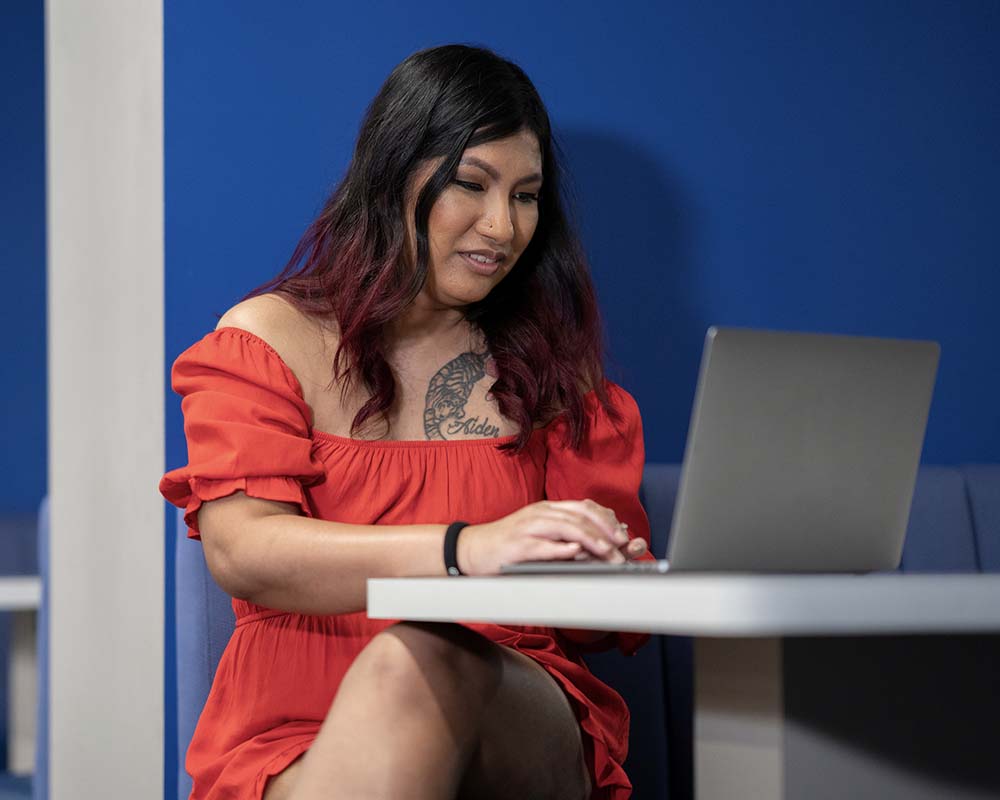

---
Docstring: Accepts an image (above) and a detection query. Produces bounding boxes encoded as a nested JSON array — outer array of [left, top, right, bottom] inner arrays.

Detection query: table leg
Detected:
[[695, 637, 784, 800]]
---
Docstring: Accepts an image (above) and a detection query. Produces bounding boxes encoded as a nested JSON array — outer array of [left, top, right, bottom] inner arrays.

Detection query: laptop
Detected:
[[502, 326, 940, 575]]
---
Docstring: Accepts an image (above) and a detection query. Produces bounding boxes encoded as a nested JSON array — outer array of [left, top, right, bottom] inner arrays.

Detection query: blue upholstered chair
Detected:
[[174, 511, 234, 800], [170, 463, 1000, 799], [902, 465, 1000, 572], [960, 465, 1000, 570]]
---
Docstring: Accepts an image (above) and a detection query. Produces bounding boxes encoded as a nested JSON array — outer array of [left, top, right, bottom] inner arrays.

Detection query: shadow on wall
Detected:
[[558, 128, 706, 462]]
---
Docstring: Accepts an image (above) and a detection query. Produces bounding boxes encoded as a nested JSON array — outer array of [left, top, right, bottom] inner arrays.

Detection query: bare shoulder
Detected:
[[216, 293, 339, 383], [216, 292, 302, 339]]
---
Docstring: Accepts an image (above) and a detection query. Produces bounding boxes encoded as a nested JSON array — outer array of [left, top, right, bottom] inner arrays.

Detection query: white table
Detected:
[[0, 576, 41, 777], [369, 574, 1000, 800]]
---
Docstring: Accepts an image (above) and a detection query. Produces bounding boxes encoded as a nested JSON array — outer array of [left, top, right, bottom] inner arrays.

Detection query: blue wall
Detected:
[[165, 0, 999, 793], [165, 0, 1000, 475], [1, 0, 47, 514]]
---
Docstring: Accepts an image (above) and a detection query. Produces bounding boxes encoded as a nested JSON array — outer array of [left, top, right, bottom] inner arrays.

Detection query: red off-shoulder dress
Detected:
[[160, 327, 652, 800]]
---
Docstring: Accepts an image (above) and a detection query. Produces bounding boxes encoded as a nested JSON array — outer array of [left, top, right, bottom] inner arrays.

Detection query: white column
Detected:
[[45, 2, 164, 797]]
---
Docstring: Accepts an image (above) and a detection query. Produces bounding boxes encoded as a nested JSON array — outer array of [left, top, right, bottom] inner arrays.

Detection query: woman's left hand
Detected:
[[574, 529, 648, 562], [623, 536, 648, 559]]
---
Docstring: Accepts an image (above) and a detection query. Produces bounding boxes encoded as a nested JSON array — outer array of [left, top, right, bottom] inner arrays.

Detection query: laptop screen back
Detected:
[[667, 327, 939, 572]]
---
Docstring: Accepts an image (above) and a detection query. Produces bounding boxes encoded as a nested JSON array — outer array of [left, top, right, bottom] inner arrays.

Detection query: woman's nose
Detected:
[[477, 196, 514, 243]]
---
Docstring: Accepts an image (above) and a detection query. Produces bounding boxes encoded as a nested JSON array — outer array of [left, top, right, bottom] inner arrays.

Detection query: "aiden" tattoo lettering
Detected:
[[444, 416, 501, 438]]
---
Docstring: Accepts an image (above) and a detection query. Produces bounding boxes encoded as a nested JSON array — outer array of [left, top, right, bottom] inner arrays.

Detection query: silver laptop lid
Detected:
[[667, 327, 939, 572]]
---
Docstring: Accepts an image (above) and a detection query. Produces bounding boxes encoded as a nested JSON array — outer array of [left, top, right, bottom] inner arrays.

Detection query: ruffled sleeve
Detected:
[[544, 382, 653, 656], [159, 327, 326, 539]]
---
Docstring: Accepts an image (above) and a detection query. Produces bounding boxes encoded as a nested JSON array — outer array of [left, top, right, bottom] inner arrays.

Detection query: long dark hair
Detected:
[[244, 44, 616, 450]]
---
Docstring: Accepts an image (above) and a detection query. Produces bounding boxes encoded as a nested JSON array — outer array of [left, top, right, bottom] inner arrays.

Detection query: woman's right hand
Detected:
[[456, 499, 630, 576]]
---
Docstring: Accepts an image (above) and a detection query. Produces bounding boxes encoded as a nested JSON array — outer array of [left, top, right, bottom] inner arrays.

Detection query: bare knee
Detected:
[[353, 622, 503, 711], [274, 626, 506, 800]]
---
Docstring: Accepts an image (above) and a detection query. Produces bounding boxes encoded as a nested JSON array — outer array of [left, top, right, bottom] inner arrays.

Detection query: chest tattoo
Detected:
[[423, 352, 499, 440]]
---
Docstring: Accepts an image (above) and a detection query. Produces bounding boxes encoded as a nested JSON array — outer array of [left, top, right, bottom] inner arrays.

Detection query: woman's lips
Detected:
[[460, 252, 502, 276]]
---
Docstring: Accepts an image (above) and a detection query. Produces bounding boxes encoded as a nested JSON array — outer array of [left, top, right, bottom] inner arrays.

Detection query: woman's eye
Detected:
[[453, 180, 538, 205]]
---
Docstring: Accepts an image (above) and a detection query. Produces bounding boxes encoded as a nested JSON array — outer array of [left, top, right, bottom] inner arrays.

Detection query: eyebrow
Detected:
[[459, 156, 543, 186]]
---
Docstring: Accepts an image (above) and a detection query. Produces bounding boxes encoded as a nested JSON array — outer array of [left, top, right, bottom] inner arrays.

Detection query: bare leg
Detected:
[[277, 622, 499, 800], [263, 622, 591, 800], [456, 646, 591, 800]]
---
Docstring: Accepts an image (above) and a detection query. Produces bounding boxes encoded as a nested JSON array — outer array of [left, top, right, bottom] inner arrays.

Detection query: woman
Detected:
[[161, 44, 653, 800]]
